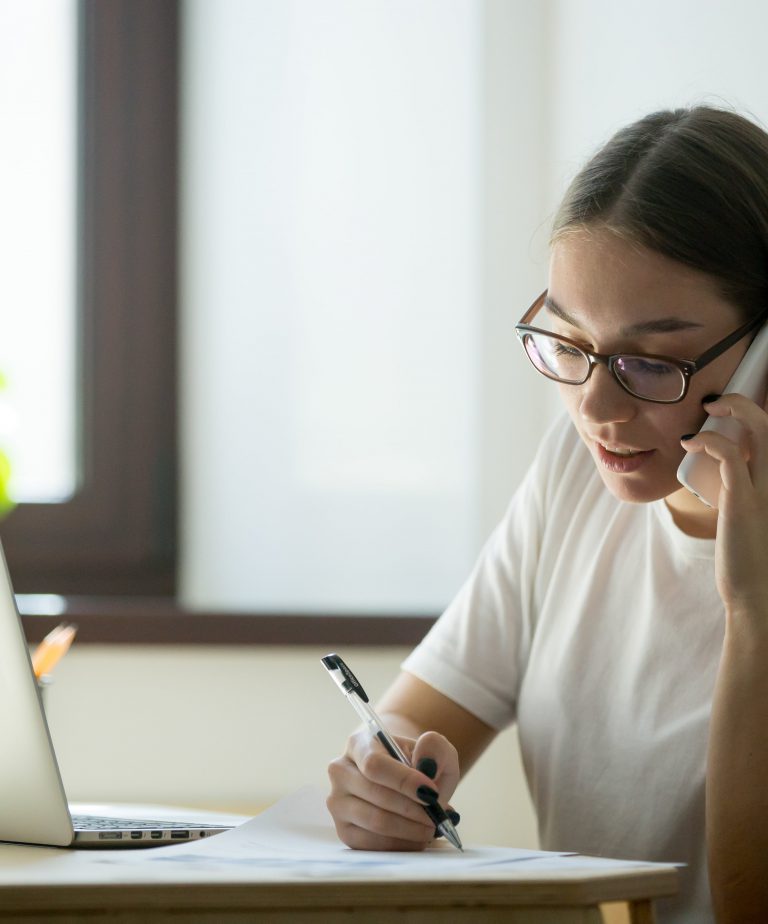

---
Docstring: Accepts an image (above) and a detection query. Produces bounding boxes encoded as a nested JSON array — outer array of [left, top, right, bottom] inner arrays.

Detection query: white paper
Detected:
[[130, 786, 572, 878]]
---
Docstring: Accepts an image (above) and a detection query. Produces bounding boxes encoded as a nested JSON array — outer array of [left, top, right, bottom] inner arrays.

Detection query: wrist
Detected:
[[723, 607, 768, 655]]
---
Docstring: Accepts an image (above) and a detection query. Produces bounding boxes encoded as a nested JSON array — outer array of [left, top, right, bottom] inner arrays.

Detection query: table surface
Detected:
[[0, 803, 679, 923], [0, 843, 678, 912]]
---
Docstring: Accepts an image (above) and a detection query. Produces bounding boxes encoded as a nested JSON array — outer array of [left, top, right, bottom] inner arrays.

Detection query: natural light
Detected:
[[0, 0, 77, 503]]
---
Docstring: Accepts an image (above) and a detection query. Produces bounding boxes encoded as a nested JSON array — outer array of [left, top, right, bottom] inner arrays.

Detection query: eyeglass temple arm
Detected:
[[691, 310, 768, 373], [518, 290, 548, 325]]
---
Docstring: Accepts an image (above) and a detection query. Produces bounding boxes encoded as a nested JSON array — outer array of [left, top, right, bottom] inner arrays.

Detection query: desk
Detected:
[[0, 846, 677, 923]]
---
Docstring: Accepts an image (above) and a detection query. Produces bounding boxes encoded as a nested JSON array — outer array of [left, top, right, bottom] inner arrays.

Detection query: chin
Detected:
[[598, 474, 671, 504], [591, 455, 679, 505]]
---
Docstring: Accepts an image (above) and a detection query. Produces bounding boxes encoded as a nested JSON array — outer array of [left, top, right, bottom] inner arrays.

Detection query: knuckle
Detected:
[[327, 755, 352, 785], [359, 750, 384, 781]]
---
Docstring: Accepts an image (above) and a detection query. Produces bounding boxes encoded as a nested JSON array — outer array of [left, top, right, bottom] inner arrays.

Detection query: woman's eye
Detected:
[[630, 359, 675, 376], [553, 342, 582, 357]]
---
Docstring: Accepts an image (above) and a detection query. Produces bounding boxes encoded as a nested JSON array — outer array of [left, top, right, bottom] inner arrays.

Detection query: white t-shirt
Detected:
[[402, 413, 723, 924]]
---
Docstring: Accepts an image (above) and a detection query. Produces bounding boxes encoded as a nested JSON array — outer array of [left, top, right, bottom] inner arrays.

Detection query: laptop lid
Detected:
[[0, 540, 237, 848], [0, 538, 75, 847]]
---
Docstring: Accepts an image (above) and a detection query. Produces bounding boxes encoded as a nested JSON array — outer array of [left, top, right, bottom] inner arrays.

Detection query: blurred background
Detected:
[[1, 0, 767, 846]]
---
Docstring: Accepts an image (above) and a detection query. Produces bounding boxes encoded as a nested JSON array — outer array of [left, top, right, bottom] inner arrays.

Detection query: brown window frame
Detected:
[[8, 0, 436, 649], [2, 0, 178, 597]]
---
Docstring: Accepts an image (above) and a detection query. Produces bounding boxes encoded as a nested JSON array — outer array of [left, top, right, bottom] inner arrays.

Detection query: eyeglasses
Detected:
[[515, 290, 768, 404]]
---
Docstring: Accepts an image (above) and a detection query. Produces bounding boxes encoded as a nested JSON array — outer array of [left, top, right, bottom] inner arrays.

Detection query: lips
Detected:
[[594, 441, 655, 473], [599, 443, 644, 456]]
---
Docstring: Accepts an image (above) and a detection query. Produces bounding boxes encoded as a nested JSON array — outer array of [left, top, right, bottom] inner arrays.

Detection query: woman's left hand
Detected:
[[681, 393, 768, 618]]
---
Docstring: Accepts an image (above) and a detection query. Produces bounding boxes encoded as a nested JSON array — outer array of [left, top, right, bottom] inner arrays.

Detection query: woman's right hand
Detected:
[[326, 727, 460, 851]]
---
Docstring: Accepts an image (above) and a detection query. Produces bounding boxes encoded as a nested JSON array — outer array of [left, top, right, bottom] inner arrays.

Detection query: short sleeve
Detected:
[[401, 414, 572, 730]]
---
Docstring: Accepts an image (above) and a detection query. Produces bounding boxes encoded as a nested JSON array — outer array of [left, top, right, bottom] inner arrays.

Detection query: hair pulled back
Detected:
[[552, 106, 768, 321]]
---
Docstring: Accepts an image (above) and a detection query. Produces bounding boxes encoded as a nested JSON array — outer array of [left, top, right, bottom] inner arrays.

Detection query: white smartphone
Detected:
[[677, 321, 768, 508]]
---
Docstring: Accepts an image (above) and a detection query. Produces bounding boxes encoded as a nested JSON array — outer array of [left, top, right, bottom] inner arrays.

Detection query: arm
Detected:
[[327, 671, 496, 851], [707, 615, 768, 924], [681, 393, 768, 922], [376, 671, 498, 776]]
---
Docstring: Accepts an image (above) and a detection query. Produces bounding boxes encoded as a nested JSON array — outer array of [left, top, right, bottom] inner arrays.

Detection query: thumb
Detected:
[[411, 730, 460, 803], [416, 756, 437, 780]]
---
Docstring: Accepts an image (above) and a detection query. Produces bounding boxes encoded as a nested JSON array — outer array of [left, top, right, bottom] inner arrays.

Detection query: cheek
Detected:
[[557, 383, 705, 455], [668, 394, 710, 441], [557, 383, 580, 418]]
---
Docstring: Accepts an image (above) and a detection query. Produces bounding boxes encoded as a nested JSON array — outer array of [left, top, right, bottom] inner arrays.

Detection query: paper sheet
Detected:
[[132, 785, 573, 877]]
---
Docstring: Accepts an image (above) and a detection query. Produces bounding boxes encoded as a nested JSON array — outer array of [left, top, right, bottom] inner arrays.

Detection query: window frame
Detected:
[[2, 0, 178, 596]]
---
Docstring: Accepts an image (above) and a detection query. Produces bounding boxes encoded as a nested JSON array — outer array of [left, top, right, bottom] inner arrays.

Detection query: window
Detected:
[[0, 0, 77, 505], [14, 1, 548, 649], [1, 0, 178, 596]]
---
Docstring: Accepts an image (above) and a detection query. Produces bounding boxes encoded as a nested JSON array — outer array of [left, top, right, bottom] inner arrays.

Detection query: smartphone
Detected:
[[677, 321, 768, 508]]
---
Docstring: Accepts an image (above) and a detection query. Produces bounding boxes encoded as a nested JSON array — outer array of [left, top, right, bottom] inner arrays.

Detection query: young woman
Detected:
[[326, 105, 768, 924]]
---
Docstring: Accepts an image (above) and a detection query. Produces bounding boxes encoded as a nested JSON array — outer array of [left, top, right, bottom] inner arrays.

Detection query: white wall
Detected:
[[545, 0, 768, 213], [44, 645, 539, 848], [44, 0, 768, 850]]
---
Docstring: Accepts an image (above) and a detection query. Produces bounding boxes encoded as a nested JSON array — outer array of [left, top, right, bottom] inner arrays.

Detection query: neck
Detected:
[[664, 486, 718, 539]]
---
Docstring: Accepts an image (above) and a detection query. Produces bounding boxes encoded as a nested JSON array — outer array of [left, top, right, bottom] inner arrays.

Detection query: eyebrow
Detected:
[[544, 295, 705, 335]]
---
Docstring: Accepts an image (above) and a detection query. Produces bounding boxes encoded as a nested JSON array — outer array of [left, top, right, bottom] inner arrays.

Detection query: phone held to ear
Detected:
[[677, 321, 768, 508]]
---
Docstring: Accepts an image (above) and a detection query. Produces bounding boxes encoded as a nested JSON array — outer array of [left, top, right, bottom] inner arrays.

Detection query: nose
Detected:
[[578, 362, 637, 426]]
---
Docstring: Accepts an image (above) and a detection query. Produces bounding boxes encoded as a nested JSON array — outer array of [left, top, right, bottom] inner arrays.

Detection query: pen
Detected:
[[321, 652, 463, 851], [31, 623, 77, 679]]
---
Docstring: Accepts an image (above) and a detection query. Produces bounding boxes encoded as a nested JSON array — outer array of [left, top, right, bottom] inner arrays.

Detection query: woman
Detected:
[[327, 105, 768, 924]]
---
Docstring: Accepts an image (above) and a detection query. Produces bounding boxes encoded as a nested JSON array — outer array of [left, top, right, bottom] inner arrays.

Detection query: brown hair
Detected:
[[551, 106, 768, 321]]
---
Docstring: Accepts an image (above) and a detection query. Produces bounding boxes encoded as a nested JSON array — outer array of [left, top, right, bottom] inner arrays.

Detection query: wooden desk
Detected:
[[0, 848, 677, 923]]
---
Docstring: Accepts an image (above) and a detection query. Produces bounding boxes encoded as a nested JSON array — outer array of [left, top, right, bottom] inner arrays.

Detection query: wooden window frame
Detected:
[[3, 0, 178, 597], [8, 0, 436, 648]]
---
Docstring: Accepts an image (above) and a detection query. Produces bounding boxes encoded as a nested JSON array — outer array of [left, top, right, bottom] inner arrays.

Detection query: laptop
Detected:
[[0, 540, 236, 848]]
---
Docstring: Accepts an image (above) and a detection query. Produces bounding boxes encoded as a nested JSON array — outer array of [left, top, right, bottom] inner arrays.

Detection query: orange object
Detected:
[[31, 623, 77, 679]]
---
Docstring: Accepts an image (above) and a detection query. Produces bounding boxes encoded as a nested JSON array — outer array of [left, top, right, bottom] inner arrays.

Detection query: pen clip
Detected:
[[321, 653, 370, 703]]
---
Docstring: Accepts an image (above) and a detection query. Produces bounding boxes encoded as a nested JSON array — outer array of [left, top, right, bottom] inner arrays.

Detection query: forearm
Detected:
[[375, 710, 428, 740], [707, 612, 768, 923], [377, 672, 496, 775]]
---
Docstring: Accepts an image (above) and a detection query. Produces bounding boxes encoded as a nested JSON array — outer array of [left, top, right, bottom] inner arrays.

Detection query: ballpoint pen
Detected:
[[321, 652, 463, 851], [31, 623, 78, 679]]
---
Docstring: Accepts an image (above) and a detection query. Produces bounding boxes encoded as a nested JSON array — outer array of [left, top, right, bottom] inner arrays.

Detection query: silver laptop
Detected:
[[0, 540, 235, 848]]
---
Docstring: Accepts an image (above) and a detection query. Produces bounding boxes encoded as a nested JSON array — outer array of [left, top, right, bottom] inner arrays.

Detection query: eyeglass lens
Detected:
[[522, 332, 686, 401]]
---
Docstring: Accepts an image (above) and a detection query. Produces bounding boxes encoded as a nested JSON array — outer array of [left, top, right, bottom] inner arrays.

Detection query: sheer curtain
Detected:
[[180, 0, 555, 613]]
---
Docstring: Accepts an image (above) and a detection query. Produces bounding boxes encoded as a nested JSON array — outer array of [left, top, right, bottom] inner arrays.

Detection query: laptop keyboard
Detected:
[[72, 814, 222, 831]]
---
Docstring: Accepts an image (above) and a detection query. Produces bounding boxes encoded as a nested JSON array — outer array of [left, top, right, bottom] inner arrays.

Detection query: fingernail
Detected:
[[703, 393, 721, 404], [416, 785, 440, 804], [680, 433, 696, 441], [417, 757, 437, 779], [433, 810, 461, 838]]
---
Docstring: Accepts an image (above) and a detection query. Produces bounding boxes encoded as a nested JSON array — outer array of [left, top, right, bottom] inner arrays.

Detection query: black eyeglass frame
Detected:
[[515, 289, 768, 404]]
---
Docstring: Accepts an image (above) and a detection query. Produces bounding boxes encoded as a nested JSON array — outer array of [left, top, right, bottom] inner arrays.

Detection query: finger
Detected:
[[416, 756, 437, 779], [412, 731, 460, 801], [337, 819, 433, 852], [329, 755, 435, 831], [704, 393, 768, 478], [681, 430, 754, 498], [349, 736, 441, 802], [327, 791, 435, 847]]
